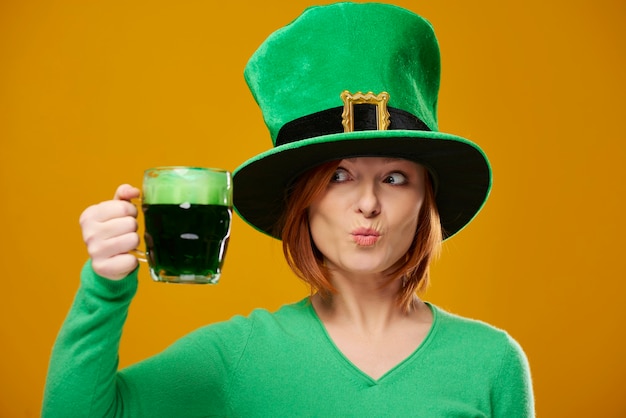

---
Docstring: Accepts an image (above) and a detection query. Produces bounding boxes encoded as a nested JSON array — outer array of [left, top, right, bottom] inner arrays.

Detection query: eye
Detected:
[[331, 168, 351, 183], [383, 172, 408, 185]]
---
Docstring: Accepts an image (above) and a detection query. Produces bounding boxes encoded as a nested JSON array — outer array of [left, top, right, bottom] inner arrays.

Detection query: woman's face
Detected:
[[308, 157, 426, 279]]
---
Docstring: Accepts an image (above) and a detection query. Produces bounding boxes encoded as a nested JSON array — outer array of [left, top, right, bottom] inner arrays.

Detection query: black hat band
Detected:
[[276, 105, 431, 146]]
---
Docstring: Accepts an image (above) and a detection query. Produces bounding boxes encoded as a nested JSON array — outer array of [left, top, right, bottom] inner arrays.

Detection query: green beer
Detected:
[[142, 167, 232, 284]]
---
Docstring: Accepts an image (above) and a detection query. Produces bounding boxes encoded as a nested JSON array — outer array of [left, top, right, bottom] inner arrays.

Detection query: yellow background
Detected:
[[1, 0, 625, 416]]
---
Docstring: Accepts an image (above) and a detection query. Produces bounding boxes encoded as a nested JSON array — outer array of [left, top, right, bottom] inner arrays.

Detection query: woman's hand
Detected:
[[79, 184, 141, 280]]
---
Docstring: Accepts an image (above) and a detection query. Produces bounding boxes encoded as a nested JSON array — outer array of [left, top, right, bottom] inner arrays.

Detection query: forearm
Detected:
[[42, 261, 138, 418]]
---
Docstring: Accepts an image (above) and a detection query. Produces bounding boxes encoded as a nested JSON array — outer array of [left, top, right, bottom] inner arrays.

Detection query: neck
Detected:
[[312, 270, 421, 335]]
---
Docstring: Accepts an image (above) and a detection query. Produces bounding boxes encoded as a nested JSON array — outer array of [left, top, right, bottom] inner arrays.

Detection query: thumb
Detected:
[[114, 184, 141, 202]]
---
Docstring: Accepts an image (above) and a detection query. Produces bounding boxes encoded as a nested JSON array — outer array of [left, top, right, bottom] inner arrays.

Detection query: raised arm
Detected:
[[43, 185, 142, 417]]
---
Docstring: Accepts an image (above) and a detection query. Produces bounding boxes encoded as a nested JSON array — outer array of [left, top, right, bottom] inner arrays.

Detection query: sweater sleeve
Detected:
[[42, 261, 139, 417], [491, 334, 535, 418], [43, 261, 249, 417]]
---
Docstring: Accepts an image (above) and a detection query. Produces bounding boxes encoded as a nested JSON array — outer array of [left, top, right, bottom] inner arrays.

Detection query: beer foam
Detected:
[[143, 167, 232, 206]]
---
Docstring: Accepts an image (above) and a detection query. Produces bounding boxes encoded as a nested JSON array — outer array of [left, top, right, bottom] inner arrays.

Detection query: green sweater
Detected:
[[43, 262, 534, 417]]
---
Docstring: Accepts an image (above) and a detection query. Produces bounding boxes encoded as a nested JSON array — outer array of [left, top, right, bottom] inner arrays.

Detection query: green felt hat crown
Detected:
[[233, 2, 492, 240]]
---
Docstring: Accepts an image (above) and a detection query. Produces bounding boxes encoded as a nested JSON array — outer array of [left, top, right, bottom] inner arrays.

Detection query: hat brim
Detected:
[[233, 129, 492, 240]]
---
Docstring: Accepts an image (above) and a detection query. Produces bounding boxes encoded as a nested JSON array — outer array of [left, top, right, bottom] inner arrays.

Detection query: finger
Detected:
[[114, 184, 141, 202], [86, 231, 141, 262], [80, 200, 138, 226], [82, 215, 138, 244], [91, 253, 139, 281]]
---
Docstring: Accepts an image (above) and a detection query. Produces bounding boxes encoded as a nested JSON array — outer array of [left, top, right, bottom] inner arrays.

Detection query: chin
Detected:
[[332, 261, 393, 277]]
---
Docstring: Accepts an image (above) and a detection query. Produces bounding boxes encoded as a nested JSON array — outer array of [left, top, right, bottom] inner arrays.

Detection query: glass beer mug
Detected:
[[136, 166, 232, 284]]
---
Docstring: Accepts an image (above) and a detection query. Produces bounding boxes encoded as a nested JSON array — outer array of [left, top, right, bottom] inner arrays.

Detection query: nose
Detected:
[[355, 182, 381, 218]]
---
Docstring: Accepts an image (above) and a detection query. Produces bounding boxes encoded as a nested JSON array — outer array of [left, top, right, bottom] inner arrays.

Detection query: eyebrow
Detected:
[[344, 157, 405, 163]]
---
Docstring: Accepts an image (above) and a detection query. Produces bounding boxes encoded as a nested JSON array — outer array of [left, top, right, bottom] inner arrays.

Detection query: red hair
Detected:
[[279, 160, 442, 312]]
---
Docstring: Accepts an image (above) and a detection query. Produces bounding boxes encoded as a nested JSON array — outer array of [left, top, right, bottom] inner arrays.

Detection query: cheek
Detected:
[[308, 195, 349, 260], [396, 215, 419, 250], [394, 199, 423, 244], [308, 204, 334, 251]]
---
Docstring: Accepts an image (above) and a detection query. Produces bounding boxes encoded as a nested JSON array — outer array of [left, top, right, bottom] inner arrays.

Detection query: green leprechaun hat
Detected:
[[233, 2, 492, 240]]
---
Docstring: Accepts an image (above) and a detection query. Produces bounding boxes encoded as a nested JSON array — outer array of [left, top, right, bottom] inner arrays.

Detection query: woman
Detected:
[[43, 3, 534, 417]]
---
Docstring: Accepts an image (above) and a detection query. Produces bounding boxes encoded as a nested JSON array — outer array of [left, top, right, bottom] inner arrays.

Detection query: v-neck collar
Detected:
[[304, 298, 439, 384]]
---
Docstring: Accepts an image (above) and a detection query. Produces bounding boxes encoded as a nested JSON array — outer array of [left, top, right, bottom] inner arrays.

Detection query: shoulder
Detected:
[[232, 297, 312, 328], [427, 303, 531, 379], [430, 303, 521, 350], [428, 305, 535, 415], [186, 298, 312, 344]]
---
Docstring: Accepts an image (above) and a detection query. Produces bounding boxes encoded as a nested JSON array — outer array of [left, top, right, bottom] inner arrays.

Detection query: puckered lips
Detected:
[[351, 227, 381, 246]]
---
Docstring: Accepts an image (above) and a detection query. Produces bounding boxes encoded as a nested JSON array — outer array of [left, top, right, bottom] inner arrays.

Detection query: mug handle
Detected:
[[128, 197, 147, 263], [130, 248, 147, 263]]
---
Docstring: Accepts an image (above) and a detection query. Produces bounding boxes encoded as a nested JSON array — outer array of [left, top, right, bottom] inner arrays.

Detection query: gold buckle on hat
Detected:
[[340, 91, 390, 133]]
